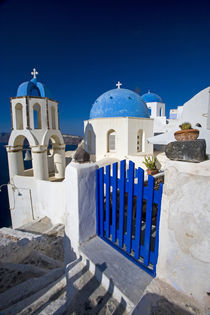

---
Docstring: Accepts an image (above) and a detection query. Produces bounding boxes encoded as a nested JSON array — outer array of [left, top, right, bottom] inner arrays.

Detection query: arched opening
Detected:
[[22, 138, 33, 174], [13, 135, 33, 176], [107, 129, 116, 153], [33, 104, 42, 129], [47, 135, 65, 180], [15, 103, 23, 130], [137, 129, 144, 152], [160, 106, 163, 116], [51, 107, 56, 129], [88, 130, 92, 153], [148, 107, 152, 116]]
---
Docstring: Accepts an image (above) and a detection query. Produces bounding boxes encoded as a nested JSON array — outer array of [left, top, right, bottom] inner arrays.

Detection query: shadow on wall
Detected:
[[84, 123, 96, 156]]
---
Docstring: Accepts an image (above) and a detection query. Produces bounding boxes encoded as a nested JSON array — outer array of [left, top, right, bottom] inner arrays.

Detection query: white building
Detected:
[[6, 69, 66, 181], [6, 69, 66, 228], [148, 87, 210, 155], [141, 90, 167, 133], [84, 82, 154, 165]]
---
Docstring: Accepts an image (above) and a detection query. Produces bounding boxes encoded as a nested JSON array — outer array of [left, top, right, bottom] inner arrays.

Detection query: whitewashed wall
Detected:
[[84, 117, 154, 161], [8, 175, 66, 228], [157, 160, 210, 310]]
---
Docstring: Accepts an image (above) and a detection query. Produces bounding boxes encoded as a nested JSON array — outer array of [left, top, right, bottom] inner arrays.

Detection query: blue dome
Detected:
[[90, 88, 150, 119], [141, 91, 163, 103], [16, 78, 52, 98]]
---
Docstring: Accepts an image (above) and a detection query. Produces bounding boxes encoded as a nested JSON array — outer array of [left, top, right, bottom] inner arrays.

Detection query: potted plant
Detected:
[[174, 122, 199, 141], [143, 156, 158, 175]]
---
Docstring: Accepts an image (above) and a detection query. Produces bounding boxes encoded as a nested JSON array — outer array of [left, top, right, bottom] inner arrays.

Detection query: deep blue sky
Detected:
[[0, 0, 210, 136]]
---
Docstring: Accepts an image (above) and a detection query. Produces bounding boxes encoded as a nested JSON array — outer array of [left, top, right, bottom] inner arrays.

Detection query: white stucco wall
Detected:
[[8, 174, 66, 228], [84, 117, 154, 161], [179, 87, 210, 128], [146, 102, 165, 118], [64, 162, 97, 261], [157, 160, 210, 309]]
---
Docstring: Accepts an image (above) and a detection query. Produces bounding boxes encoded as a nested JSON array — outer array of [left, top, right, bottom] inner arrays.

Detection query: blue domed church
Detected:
[[84, 82, 154, 162]]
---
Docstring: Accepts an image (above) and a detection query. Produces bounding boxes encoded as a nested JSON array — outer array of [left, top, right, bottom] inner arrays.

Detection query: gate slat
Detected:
[[134, 167, 144, 259], [105, 165, 110, 238], [126, 161, 134, 254], [153, 183, 163, 270], [99, 167, 104, 238], [96, 169, 100, 235], [111, 162, 118, 242], [143, 175, 154, 266], [119, 160, 126, 247]]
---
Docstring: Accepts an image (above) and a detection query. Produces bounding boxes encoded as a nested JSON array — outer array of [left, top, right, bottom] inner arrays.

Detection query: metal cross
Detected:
[[31, 68, 38, 79], [116, 81, 122, 89]]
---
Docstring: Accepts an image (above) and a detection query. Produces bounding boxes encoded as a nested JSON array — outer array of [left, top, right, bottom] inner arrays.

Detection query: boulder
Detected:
[[165, 139, 206, 163], [73, 147, 90, 163]]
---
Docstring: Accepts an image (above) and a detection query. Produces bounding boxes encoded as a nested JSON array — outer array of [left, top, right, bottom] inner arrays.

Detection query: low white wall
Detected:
[[8, 175, 65, 228], [157, 160, 210, 310], [64, 162, 97, 262]]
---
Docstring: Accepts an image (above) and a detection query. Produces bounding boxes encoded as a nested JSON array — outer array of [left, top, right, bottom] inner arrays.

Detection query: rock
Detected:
[[165, 139, 206, 163], [74, 146, 90, 163]]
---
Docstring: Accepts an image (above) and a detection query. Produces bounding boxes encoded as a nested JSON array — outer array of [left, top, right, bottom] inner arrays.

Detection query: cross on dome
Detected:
[[116, 81, 122, 89], [31, 68, 38, 79]]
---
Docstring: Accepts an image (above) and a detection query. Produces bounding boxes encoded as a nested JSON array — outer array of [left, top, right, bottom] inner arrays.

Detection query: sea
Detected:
[[0, 144, 77, 228]]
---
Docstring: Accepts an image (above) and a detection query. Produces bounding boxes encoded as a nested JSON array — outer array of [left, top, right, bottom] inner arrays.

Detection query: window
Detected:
[[33, 104, 42, 129], [107, 130, 116, 152], [51, 107, 56, 129], [88, 130, 92, 152], [137, 129, 144, 152], [15, 103, 23, 130]]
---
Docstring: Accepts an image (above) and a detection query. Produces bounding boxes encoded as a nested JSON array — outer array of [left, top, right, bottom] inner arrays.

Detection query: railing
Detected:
[[96, 160, 163, 276]]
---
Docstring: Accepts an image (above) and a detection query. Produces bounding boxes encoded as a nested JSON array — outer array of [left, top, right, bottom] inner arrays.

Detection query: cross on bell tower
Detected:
[[116, 81, 122, 89], [31, 68, 38, 79]]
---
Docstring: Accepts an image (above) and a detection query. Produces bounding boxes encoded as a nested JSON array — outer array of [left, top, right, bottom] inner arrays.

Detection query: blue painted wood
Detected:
[[105, 165, 111, 238], [96, 169, 100, 235], [143, 175, 154, 266], [126, 161, 134, 254], [111, 162, 118, 242], [99, 167, 104, 238], [119, 160, 126, 247], [153, 182, 163, 274], [96, 160, 163, 276], [134, 167, 144, 259]]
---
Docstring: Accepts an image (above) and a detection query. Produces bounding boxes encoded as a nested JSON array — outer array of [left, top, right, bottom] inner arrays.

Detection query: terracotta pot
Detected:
[[174, 129, 199, 141], [146, 169, 158, 176]]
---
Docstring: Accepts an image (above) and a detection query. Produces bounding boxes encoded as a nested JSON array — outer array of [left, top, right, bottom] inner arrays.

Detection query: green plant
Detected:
[[143, 156, 157, 170], [179, 122, 192, 130]]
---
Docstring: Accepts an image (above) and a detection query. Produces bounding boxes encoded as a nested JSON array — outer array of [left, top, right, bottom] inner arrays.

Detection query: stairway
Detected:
[[0, 218, 127, 314]]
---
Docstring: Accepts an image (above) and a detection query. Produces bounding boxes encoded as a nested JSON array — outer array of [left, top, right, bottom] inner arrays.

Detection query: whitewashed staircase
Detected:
[[0, 218, 128, 315]]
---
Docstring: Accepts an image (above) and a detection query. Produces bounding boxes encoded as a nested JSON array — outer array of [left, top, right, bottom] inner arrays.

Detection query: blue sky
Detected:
[[0, 0, 210, 135]]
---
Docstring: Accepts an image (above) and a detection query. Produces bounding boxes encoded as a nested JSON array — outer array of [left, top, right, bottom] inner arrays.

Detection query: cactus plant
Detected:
[[179, 122, 192, 130], [143, 156, 157, 170]]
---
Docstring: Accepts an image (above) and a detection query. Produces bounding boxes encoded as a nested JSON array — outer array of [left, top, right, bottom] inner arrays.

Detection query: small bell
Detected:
[[24, 149, 32, 161]]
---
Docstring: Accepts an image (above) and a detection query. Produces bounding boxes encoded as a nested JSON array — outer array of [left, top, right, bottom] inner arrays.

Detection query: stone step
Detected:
[[0, 262, 47, 294], [20, 250, 64, 270], [0, 226, 64, 264], [79, 236, 153, 313], [65, 258, 128, 314], [35, 294, 67, 315], [18, 216, 53, 234], [0, 267, 64, 312]]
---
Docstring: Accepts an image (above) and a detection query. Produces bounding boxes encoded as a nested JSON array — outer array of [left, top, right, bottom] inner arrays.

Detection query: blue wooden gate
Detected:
[[96, 160, 163, 276]]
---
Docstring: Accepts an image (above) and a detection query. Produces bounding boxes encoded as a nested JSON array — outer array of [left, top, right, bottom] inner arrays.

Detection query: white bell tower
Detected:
[[6, 69, 66, 181]]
